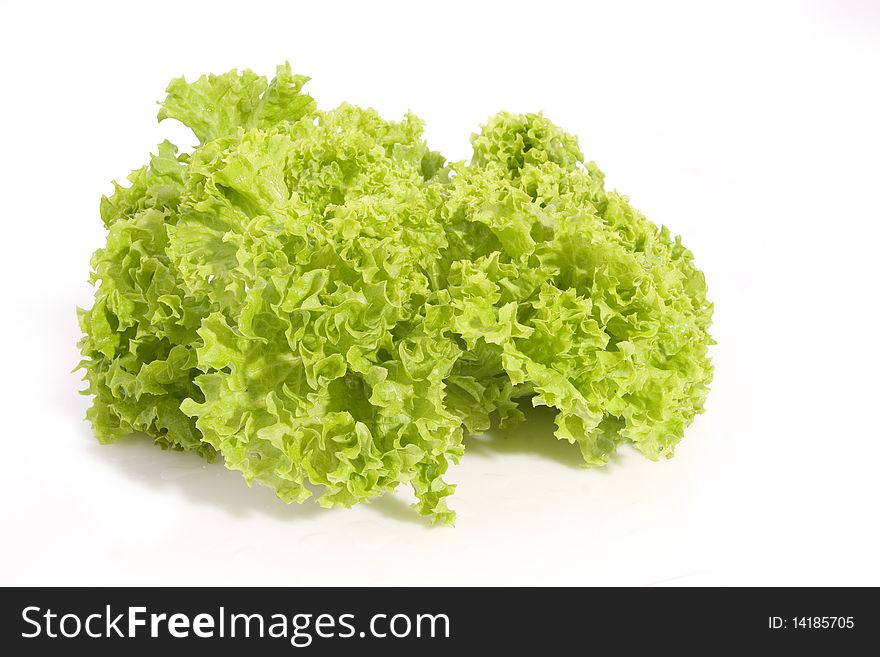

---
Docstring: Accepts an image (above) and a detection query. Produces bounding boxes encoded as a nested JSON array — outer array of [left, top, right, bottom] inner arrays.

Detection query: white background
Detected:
[[1, 0, 878, 586]]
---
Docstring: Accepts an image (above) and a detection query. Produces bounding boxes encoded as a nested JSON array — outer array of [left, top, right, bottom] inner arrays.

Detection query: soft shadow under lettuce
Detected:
[[84, 402, 602, 525], [464, 403, 587, 469]]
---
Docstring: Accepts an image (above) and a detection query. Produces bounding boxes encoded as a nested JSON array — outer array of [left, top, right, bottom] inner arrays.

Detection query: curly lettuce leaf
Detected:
[[157, 63, 316, 144]]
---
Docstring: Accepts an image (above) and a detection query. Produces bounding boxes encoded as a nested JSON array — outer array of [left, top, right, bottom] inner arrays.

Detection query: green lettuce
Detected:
[[442, 112, 714, 465], [78, 65, 713, 524]]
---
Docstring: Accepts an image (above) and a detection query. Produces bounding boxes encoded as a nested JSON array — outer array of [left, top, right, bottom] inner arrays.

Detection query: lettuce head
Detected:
[[78, 64, 713, 524]]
